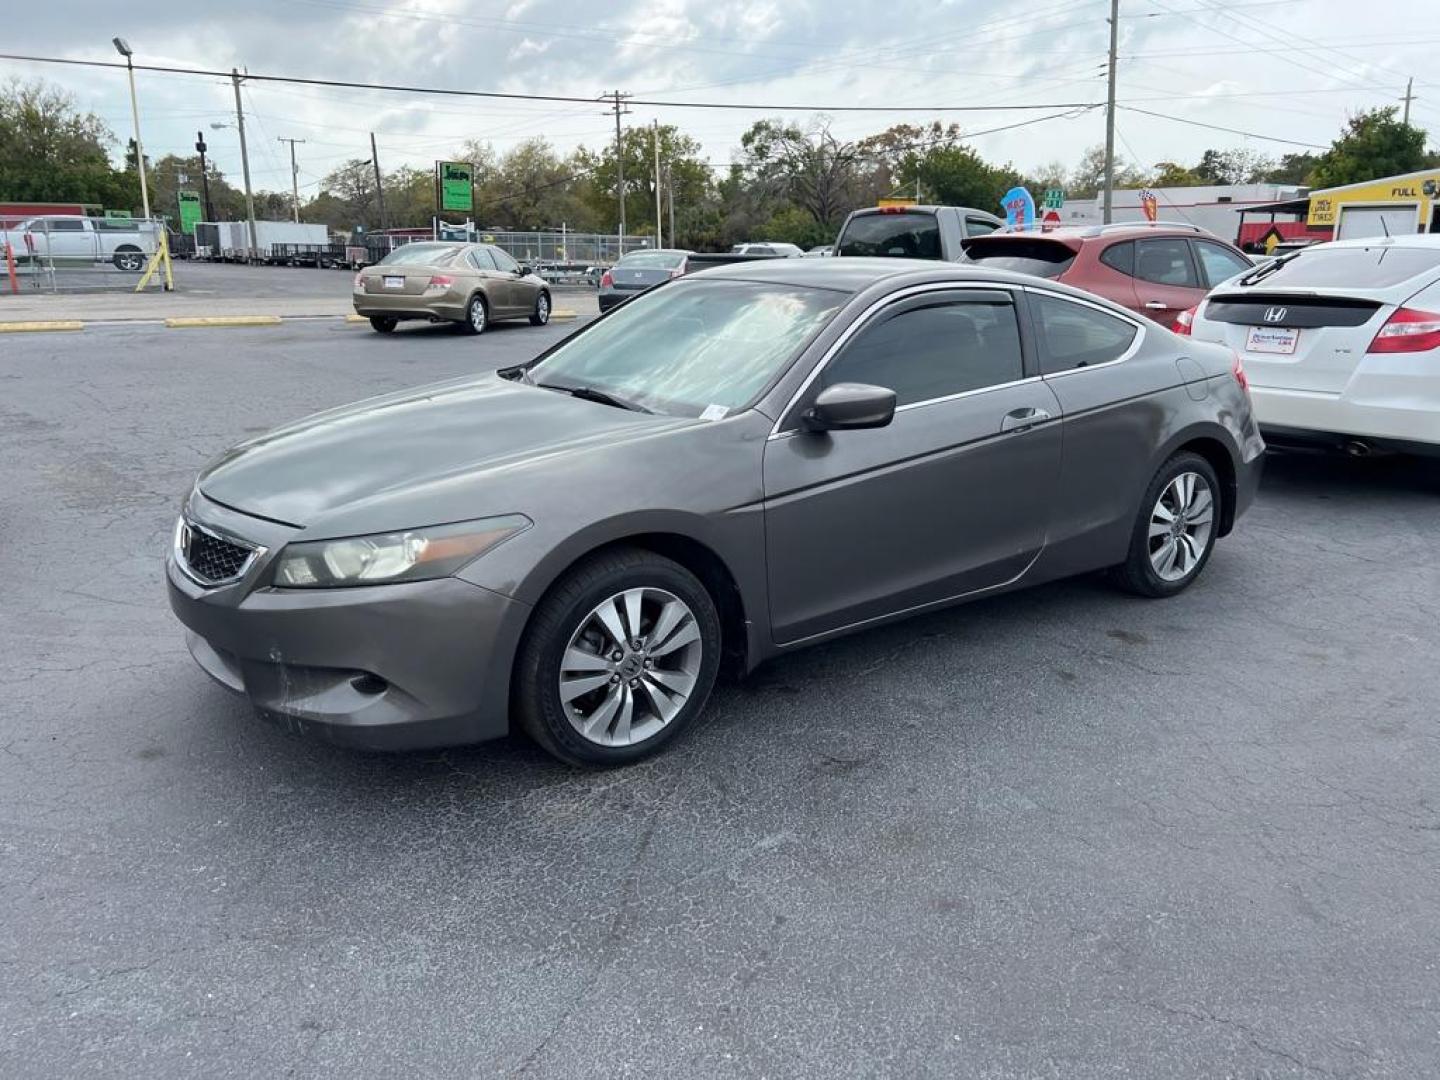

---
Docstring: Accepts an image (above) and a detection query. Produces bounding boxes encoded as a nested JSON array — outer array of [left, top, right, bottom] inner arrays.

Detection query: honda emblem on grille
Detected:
[[1263, 306, 1287, 324]]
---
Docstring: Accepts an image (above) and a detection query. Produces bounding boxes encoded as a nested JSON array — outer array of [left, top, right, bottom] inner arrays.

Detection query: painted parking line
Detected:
[[163, 316, 284, 328], [0, 320, 85, 333]]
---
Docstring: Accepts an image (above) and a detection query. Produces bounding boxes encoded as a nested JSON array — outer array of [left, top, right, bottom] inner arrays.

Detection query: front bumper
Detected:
[[167, 546, 531, 751]]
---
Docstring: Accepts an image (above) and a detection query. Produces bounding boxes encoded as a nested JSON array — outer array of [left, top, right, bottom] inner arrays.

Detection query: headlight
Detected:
[[271, 515, 530, 588]]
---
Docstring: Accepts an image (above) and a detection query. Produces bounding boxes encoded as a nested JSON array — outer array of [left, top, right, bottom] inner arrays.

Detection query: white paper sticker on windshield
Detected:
[[700, 404, 729, 421]]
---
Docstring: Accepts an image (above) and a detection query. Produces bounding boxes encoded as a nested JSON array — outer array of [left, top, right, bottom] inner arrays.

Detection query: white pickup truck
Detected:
[[0, 215, 160, 271]]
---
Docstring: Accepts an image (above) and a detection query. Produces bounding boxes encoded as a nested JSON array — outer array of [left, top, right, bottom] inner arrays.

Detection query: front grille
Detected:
[[179, 521, 257, 585]]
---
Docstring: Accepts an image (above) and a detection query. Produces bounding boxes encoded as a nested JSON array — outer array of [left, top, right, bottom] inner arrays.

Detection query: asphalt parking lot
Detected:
[[2, 317, 1438, 1078]]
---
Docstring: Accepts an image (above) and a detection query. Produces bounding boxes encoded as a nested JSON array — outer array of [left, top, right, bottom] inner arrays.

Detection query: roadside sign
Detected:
[[1140, 189, 1159, 222], [877, 197, 917, 208], [437, 161, 474, 213], [104, 209, 133, 222], [177, 191, 202, 235], [1041, 210, 1061, 232], [1042, 188, 1064, 210], [1000, 186, 1036, 230]]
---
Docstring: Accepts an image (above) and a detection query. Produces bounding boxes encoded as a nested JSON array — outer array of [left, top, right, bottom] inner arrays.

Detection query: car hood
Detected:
[[198, 375, 692, 532]]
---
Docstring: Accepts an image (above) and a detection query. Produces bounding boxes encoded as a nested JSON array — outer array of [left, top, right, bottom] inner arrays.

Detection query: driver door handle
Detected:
[[1001, 406, 1052, 433]]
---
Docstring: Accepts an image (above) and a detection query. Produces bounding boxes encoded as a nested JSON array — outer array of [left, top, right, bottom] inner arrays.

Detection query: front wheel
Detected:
[[1113, 452, 1221, 597], [529, 291, 551, 326], [113, 248, 144, 272], [515, 548, 722, 767]]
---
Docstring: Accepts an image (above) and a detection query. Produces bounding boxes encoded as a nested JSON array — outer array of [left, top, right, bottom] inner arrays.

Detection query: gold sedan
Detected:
[[353, 242, 553, 334]]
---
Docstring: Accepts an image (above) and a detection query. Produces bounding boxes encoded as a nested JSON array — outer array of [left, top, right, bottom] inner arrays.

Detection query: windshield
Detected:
[[837, 212, 941, 258], [527, 280, 845, 418], [1251, 245, 1440, 289], [378, 244, 459, 266], [619, 251, 686, 269], [963, 238, 1077, 279]]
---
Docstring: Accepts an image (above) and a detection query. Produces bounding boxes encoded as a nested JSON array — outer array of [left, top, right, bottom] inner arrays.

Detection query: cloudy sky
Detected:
[[2, 0, 1435, 200]]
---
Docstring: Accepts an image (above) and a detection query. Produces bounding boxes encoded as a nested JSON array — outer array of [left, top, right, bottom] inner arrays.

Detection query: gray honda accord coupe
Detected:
[[168, 258, 1263, 766]]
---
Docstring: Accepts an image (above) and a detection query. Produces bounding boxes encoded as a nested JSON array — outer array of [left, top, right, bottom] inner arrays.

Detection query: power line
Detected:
[[0, 52, 1102, 113], [1118, 105, 1328, 148]]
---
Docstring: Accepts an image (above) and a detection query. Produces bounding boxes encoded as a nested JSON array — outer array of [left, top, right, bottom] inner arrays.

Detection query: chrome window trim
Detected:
[[173, 516, 266, 589], [1021, 285, 1146, 377], [767, 281, 1026, 439]]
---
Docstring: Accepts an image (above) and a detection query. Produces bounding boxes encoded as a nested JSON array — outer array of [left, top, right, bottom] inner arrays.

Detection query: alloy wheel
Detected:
[[1148, 471, 1215, 582], [536, 294, 550, 323], [469, 297, 487, 332], [559, 587, 702, 747]]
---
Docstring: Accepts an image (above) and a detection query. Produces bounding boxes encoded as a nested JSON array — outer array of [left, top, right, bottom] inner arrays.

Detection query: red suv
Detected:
[[961, 224, 1253, 327]]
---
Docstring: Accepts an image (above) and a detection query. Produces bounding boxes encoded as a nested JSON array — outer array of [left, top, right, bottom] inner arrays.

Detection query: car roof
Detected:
[[622, 248, 692, 256], [1312, 233, 1440, 250], [689, 255, 1083, 296], [973, 224, 1217, 243]]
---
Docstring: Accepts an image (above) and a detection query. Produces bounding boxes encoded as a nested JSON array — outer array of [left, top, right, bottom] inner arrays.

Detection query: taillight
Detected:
[[600, 269, 613, 288], [352, 272, 364, 289], [1232, 352, 1249, 392], [426, 274, 453, 289], [1172, 305, 1197, 336], [1367, 306, 1440, 353]]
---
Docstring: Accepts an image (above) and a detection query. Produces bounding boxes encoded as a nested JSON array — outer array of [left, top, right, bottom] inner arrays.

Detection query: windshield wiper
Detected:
[[536, 382, 653, 413]]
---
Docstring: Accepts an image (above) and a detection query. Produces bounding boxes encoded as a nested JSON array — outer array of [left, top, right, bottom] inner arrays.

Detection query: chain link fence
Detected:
[[1, 215, 169, 293]]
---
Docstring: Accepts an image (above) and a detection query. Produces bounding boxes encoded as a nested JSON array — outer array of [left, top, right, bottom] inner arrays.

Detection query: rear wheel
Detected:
[[1113, 452, 1220, 597], [369, 315, 398, 334], [529, 291, 551, 326], [515, 548, 721, 767], [113, 247, 144, 272], [463, 293, 488, 335]]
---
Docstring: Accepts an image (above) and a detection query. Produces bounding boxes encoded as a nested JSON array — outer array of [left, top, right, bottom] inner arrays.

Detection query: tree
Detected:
[[738, 119, 864, 231], [1067, 145, 1149, 198], [1309, 107, 1430, 189], [573, 124, 711, 239], [1263, 152, 1321, 186], [1194, 147, 1273, 185], [1152, 161, 1203, 187], [0, 79, 138, 208]]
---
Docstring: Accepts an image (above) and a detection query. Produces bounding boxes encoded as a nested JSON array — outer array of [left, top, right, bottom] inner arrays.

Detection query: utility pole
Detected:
[[653, 119, 663, 248], [277, 137, 305, 223], [1402, 77, 1416, 125], [113, 39, 150, 222], [231, 68, 258, 259], [370, 132, 388, 232], [666, 163, 676, 248], [1102, 0, 1120, 224], [602, 91, 632, 253], [194, 131, 214, 223]]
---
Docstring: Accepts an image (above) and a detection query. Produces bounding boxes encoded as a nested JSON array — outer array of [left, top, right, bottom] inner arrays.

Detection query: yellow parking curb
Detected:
[[0, 320, 84, 333], [345, 313, 368, 323], [551, 310, 578, 321], [164, 316, 283, 328]]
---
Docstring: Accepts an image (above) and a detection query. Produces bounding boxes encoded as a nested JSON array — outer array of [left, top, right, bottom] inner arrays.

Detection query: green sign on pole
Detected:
[[1042, 188, 1065, 210], [104, 209, 134, 221], [438, 161, 474, 213], [177, 191, 202, 235]]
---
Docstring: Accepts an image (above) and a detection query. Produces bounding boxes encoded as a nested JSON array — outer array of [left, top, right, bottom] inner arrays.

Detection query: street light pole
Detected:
[[230, 69, 259, 260], [1101, 0, 1120, 225], [194, 132, 214, 222], [113, 38, 150, 221]]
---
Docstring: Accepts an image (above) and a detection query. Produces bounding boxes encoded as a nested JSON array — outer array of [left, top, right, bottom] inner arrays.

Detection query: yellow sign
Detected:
[[877, 198, 917, 208], [1307, 174, 1440, 227]]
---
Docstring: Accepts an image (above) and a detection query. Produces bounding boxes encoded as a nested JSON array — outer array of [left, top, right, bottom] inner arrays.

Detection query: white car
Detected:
[[0, 215, 159, 271], [1184, 234, 1440, 456], [728, 242, 804, 258]]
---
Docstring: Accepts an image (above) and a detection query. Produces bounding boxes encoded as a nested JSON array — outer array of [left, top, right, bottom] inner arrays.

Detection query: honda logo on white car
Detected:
[[1263, 306, 1288, 324]]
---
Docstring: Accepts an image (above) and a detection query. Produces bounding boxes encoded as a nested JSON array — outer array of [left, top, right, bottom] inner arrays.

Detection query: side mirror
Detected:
[[802, 382, 896, 432], [517, 264, 532, 277]]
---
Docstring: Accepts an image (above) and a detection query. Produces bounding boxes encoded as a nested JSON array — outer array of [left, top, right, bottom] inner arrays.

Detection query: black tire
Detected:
[[112, 247, 144, 272], [463, 293, 488, 335], [515, 547, 722, 767], [1113, 451, 1221, 598], [529, 291, 552, 326], [369, 315, 398, 334]]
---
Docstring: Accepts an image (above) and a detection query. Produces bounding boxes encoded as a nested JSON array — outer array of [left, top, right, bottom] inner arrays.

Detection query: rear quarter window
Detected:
[[1099, 241, 1134, 276], [1032, 293, 1139, 373], [962, 238, 1077, 279], [837, 212, 942, 259]]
